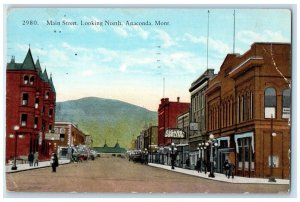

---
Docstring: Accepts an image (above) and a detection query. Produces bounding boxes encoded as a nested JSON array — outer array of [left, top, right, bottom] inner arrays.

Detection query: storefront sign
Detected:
[[164, 129, 185, 138], [45, 133, 60, 140]]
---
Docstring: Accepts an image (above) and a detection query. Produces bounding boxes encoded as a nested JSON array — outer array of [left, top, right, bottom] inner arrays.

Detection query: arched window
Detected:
[[45, 91, 49, 99], [30, 76, 34, 85], [264, 87, 276, 118], [24, 75, 29, 84], [282, 88, 291, 119]]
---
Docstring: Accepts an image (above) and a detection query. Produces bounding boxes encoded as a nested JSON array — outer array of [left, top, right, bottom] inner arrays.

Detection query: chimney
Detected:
[[177, 97, 180, 102]]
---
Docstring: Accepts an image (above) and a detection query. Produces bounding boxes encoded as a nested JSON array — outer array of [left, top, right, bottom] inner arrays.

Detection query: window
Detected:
[[282, 89, 291, 119], [237, 96, 240, 123], [35, 97, 39, 109], [22, 93, 29, 105], [34, 117, 38, 129], [49, 108, 53, 117], [24, 75, 29, 84], [264, 87, 276, 118], [49, 124, 53, 133], [21, 114, 27, 126], [30, 76, 34, 85], [250, 92, 253, 119], [60, 134, 65, 142], [240, 96, 244, 122], [45, 91, 49, 99]]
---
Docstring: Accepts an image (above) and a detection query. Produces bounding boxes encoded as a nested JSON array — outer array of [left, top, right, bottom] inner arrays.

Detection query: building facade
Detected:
[[206, 42, 291, 179], [53, 122, 88, 158], [157, 97, 190, 165], [6, 49, 56, 162], [188, 69, 215, 168], [175, 111, 190, 168]]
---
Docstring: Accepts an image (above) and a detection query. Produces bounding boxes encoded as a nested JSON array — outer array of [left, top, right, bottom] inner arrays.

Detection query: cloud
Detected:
[[81, 70, 94, 77], [132, 25, 149, 39], [119, 64, 127, 72], [237, 30, 290, 44], [155, 30, 177, 48], [184, 33, 231, 55], [112, 26, 129, 37]]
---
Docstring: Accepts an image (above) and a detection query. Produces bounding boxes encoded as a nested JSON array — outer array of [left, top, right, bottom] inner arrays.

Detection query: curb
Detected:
[[148, 163, 290, 185]]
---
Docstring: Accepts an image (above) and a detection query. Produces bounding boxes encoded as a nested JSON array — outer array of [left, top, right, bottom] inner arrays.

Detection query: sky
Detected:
[[5, 7, 291, 111]]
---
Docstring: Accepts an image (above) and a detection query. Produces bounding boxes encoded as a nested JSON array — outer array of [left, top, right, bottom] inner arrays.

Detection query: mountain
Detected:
[[55, 97, 157, 149]]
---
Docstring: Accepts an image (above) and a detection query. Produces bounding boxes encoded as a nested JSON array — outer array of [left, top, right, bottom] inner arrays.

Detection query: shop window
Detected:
[[237, 137, 255, 170], [282, 88, 291, 119], [264, 87, 276, 118]]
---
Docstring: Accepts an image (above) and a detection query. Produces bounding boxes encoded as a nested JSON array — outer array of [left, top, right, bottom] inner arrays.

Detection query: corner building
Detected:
[[6, 48, 56, 162], [206, 43, 291, 179], [157, 97, 189, 165]]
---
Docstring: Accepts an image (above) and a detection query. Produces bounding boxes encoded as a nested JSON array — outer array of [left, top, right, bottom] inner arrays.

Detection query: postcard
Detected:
[[4, 5, 292, 196]]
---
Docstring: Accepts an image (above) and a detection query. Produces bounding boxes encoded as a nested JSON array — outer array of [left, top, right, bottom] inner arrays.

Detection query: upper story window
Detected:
[[35, 97, 39, 109], [282, 88, 291, 119], [45, 91, 49, 99], [21, 114, 27, 126], [22, 93, 29, 105], [24, 75, 29, 84], [49, 124, 53, 133], [30, 76, 34, 85], [264, 87, 276, 118], [49, 108, 53, 117], [34, 116, 38, 129]]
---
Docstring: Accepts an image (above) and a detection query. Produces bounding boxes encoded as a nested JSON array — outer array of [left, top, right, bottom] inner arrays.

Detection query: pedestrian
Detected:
[[50, 153, 59, 172], [229, 163, 235, 179], [185, 158, 190, 169], [28, 152, 34, 166], [223, 159, 230, 178], [196, 158, 201, 173], [33, 152, 39, 166]]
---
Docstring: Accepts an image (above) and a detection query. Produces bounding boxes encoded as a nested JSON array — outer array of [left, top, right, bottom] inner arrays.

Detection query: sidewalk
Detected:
[[6, 159, 71, 173], [148, 163, 290, 185]]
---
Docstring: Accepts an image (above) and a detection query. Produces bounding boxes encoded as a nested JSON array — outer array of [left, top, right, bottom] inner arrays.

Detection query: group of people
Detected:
[[27, 152, 39, 167], [27, 152, 59, 172], [195, 158, 235, 178], [222, 159, 235, 179], [195, 158, 207, 174]]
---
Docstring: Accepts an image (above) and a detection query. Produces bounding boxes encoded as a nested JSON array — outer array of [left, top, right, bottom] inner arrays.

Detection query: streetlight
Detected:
[[10, 125, 23, 170], [197, 142, 206, 172], [169, 142, 177, 169], [208, 134, 218, 178]]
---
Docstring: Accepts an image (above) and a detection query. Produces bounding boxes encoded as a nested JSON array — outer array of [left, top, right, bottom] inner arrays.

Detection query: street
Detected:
[[6, 157, 289, 194]]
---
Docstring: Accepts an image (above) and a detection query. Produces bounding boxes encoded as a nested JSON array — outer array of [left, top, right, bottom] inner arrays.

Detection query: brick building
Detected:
[[158, 97, 190, 146], [53, 122, 89, 158], [157, 97, 189, 165], [205, 42, 291, 179], [6, 48, 56, 162]]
